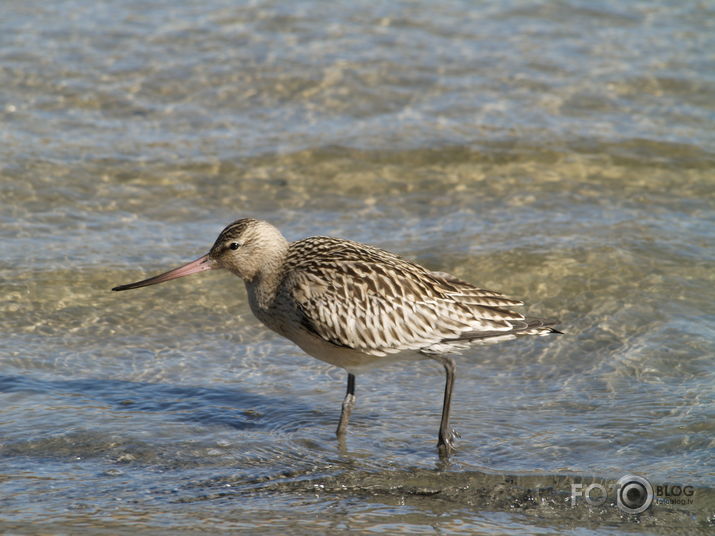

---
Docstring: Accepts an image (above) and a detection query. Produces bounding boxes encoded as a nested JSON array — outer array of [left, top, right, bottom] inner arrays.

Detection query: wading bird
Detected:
[[113, 218, 559, 456]]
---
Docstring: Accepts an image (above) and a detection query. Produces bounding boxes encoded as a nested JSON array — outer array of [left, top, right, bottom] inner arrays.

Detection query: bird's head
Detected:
[[112, 218, 288, 291]]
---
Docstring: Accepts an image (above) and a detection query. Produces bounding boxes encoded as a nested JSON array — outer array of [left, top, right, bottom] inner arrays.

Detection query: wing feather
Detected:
[[285, 237, 545, 357]]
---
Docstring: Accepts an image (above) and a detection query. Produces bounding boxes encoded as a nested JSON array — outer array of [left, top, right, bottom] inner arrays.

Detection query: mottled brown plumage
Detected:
[[113, 218, 560, 456]]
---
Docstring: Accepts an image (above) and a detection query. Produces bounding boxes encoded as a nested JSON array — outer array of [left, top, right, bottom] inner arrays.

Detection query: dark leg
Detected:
[[428, 354, 457, 456], [336, 372, 356, 438]]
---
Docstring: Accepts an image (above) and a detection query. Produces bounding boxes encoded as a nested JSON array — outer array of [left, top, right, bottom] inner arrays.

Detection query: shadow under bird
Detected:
[[113, 218, 560, 456]]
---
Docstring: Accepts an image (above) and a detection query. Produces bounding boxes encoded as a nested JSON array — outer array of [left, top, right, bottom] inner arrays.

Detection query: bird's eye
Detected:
[[229, 242, 241, 250]]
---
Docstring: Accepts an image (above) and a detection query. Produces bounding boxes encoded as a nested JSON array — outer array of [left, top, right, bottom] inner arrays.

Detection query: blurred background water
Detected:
[[1, 0, 714, 534]]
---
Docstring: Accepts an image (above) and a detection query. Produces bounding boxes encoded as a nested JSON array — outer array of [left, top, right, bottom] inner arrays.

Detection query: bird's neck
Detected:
[[244, 242, 289, 312]]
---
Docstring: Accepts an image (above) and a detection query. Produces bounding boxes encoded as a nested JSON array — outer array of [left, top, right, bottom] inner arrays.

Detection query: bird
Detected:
[[112, 218, 560, 456]]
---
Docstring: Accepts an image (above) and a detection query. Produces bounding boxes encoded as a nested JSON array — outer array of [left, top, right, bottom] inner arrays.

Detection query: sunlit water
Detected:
[[1, 1, 714, 534]]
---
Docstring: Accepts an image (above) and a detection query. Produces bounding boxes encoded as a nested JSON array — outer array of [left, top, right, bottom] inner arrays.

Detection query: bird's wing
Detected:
[[287, 244, 530, 357]]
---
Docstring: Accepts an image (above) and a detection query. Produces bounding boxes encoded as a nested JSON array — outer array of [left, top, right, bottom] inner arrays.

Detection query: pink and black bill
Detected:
[[112, 254, 217, 291]]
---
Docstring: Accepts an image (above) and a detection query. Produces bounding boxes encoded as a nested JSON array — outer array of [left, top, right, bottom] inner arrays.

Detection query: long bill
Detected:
[[112, 254, 218, 291]]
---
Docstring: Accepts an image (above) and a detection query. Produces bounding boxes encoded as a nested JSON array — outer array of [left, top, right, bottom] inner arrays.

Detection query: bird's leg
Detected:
[[336, 372, 356, 438], [428, 354, 457, 457]]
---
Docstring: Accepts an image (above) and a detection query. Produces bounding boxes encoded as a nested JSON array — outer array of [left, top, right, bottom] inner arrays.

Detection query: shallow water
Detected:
[[1, 0, 714, 534]]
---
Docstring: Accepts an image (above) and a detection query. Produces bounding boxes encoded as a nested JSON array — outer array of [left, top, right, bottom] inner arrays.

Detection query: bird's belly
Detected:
[[281, 326, 426, 374], [247, 290, 426, 373]]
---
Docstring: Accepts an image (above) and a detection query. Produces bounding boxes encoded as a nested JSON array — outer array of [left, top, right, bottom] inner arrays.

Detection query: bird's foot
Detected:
[[437, 428, 460, 458], [336, 393, 356, 438]]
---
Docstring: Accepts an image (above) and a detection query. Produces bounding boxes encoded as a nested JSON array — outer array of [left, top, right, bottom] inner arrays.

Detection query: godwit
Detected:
[[113, 218, 559, 455]]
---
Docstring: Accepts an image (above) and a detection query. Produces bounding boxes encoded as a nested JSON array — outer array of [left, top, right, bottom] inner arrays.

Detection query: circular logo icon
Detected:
[[616, 475, 654, 514]]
